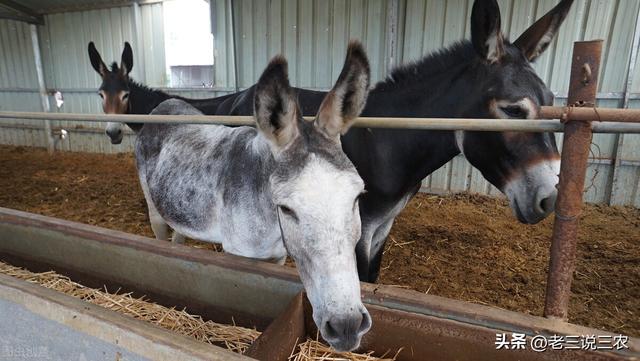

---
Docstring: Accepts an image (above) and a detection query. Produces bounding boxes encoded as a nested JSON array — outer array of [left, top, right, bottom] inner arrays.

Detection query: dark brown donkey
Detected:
[[88, 42, 234, 144]]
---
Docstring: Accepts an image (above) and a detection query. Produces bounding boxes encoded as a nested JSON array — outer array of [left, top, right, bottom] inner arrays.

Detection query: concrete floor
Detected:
[[0, 273, 250, 361], [0, 298, 149, 361]]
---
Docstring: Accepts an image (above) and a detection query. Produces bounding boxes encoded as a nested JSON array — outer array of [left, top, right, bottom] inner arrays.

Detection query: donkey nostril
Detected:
[[323, 320, 339, 339], [358, 312, 371, 334], [539, 191, 557, 215]]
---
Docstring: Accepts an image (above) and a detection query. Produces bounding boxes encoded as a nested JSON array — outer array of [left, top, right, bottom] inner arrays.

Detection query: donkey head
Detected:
[[88, 41, 133, 144], [254, 42, 371, 352], [457, 0, 573, 224]]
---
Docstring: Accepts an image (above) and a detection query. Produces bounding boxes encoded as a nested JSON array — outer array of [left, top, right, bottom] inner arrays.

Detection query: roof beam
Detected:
[[0, 0, 44, 24], [0, 11, 42, 24], [38, 0, 164, 15]]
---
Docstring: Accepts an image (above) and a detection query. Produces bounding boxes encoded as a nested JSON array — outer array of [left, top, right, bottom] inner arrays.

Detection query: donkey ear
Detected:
[[88, 42, 107, 76], [121, 42, 134, 75], [470, 0, 504, 64], [514, 0, 574, 62], [315, 41, 370, 139], [254, 56, 299, 151]]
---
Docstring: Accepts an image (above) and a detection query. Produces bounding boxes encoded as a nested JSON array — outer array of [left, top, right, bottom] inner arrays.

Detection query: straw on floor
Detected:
[[0, 261, 260, 353]]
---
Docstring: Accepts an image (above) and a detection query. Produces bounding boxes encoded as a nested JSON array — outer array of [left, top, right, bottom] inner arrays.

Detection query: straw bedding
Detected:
[[0, 261, 399, 360]]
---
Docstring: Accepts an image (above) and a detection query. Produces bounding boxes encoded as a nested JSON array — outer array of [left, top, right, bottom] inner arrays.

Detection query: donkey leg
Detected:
[[172, 231, 186, 244], [148, 205, 169, 241], [139, 175, 169, 241], [367, 217, 395, 283], [355, 222, 376, 282]]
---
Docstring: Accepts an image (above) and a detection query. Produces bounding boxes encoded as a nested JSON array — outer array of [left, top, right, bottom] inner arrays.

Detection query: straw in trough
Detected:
[[288, 334, 402, 361], [0, 261, 399, 360], [0, 261, 260, 353]]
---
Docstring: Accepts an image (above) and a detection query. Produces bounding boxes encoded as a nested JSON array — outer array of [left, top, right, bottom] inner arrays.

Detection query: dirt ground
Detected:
[[0, 145, 638, 337]]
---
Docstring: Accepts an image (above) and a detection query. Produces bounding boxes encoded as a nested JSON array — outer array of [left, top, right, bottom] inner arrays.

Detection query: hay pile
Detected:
[[0, 261, 399, 360], [289, 336, 401, 361], [0, 261, 260, 353]]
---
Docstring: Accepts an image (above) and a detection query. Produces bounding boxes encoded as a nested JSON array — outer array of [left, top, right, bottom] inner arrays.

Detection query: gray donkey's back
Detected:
[[135, 99, 282, 258]]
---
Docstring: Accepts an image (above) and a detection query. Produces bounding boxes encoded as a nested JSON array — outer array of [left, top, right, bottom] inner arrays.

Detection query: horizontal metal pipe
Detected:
[[2, 88, 639, 100], [2, 110, 640, 133], [540, 105, 640, 123], [591, 122, 640, 133]]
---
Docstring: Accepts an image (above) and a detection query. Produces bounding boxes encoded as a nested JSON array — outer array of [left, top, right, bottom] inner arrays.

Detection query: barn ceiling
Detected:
[[0, 0, 163, 24]]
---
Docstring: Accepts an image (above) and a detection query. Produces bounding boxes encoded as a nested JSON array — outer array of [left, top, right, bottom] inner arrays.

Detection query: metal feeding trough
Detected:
[[0, 207, 637, 361]]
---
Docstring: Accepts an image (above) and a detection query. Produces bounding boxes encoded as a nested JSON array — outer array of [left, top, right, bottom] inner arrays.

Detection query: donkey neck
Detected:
[[348, 42, 483, 198], [125, 80, 172, 131]]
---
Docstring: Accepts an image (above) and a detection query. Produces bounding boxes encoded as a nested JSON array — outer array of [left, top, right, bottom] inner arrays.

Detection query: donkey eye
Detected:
[[354, 191, 366, 209], [98, 92, 104, 99], [278, 205, 298, 221], [122, 93, 129, 100], [500, 106, 527, 119]]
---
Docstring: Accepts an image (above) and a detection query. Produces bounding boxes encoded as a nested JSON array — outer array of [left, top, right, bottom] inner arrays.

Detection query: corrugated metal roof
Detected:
[[9, 1, 133, 14], [0, 4, 24, 18]]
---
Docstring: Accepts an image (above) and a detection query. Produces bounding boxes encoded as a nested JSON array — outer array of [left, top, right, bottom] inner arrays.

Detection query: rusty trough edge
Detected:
[[245, 292, 307, 361], [0, 206, 303, 330], [544, 40, 602, 321], [0, 207, 298, 284], [0, 207, 638, 359]]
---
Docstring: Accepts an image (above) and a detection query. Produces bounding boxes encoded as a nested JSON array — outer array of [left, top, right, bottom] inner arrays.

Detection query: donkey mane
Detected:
[[109, 61, 171, 99], [129, 80, 171, 100], [373, 41, 477, 92]]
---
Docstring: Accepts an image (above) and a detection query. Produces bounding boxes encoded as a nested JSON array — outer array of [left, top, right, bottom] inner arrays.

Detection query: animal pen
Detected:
[[0, 39, 638, 360]]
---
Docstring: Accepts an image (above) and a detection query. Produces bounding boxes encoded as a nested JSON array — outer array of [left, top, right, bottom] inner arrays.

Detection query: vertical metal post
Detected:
[[132, 1, 146, 84], [210, 0, 217, 86], [385, 0, 399, 72], [29, 23, 54, 154], [229, 0, 239, 92], [544, 40, 603, 320]]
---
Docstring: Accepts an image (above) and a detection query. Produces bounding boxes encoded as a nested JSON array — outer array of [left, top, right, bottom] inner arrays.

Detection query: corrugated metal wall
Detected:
[[0, 0, 639, 206], [210, 0, 640, 207], [40, 3, 167, 153], [0, 3, 169, 153], [0, 20, 46, 148]]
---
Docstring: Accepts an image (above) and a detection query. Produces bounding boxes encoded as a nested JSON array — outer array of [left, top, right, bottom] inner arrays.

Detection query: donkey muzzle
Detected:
[[106, 127, 123, 144], [320, 306, 372, 352]]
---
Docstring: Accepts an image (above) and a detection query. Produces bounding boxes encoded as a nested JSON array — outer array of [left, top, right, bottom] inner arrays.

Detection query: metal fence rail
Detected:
[[2, 109, 640, 133]]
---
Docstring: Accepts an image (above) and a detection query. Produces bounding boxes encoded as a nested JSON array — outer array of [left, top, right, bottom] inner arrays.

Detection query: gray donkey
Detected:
[[135, 43, 371, 352]]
